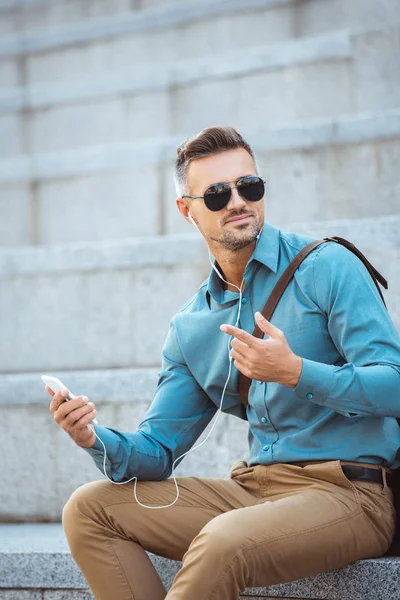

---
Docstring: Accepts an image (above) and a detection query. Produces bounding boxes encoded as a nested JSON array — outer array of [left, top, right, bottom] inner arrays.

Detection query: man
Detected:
[[48, 126, 400, 600]]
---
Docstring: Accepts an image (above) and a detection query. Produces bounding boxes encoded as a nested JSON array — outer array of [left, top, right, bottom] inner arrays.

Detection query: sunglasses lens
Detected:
[[204, 183, 231, 211], [237, 176, 265, 202]]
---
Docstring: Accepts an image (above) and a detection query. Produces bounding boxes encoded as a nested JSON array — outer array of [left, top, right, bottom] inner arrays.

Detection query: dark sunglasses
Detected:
[[182, 175, 266, 212]]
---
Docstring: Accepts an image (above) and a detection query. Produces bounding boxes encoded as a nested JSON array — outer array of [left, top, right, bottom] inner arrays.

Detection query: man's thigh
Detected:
[[63, 464, 263, 561], [197, 460, 395, 586]]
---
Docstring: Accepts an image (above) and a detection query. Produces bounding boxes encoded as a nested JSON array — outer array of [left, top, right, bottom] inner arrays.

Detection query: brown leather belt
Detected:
[[341, 465, 393, 489]]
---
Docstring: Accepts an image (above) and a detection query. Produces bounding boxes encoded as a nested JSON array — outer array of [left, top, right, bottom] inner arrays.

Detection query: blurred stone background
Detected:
[[0, 0, 399, 522]]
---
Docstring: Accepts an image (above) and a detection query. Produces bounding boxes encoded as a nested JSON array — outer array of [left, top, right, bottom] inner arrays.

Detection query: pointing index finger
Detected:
[[220, 324, 256, 347]]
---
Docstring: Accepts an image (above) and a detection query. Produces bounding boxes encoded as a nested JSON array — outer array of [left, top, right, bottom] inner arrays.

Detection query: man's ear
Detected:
[[176, 198, 193, 225]]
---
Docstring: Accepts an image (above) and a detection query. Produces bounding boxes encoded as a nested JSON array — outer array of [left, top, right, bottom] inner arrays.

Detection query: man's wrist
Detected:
[[79, 429, 97, 448], [284, 355, 303, 388]]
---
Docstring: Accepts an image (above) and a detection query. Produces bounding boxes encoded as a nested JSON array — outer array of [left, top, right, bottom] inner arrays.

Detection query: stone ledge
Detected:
[[0, 367, 159, 406], [244, 558, 400, 599], [1, 109, 399, 183], [0, 524, 180, 591], [0, 0, 294, 58], [0, 593, 91, 600], [286, 214, 400, 246], [0, 30, 350, 112], [0, 215, 398, 278], [0, 232, 206, 276], [0, 0, 45, 10], [1, 524, 399, 599]]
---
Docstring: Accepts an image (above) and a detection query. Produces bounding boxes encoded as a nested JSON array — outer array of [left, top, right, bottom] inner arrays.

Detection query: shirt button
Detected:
[[241, 297, 247, 304], [306, 392, 314, 399], [258, 380, 263, 385], [261, 417, 267, 423], [263, 445, 270, 452]]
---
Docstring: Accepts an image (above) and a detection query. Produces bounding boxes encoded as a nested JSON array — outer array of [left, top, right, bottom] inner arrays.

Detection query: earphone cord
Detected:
[[92, 217, 261, 508], [92, 263, 243, 508]]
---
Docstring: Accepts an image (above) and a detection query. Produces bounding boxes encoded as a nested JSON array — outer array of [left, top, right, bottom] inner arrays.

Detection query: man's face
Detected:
[[180, 148, 265, 251]]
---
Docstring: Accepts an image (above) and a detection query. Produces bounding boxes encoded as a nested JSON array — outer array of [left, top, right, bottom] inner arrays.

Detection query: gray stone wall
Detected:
[[0, 0, 399, 244]]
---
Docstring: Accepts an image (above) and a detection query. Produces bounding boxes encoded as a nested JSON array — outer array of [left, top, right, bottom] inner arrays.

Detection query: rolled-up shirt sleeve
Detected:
[[294, 242, 400, 418], [83, 321, 217, 482]]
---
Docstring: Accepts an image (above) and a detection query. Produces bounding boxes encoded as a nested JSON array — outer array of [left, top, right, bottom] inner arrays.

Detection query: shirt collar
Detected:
[[252, 220, 280, 273], [205, 220, 280, 306]]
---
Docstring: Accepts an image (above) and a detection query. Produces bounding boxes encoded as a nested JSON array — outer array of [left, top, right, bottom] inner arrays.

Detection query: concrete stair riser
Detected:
[[0, 219, 398, 373], [0, 30, 352, 112], [0, 240, 209, 372], [1, 0, 399, 78], [0, 0, 298, 56], [0, 0, 171, 36], [165, 136, 400, 238], [1, 112, 400, 246], [2, 26, 400, 156]]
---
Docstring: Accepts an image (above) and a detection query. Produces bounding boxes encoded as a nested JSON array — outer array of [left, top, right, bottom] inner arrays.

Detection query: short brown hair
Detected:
[[174, 126, 258, 196]]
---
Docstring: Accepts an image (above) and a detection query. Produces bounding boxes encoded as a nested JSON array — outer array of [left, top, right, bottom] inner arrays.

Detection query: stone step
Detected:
[[2, 24, 400, 159], [0, 110, 399, 246], [0, 217, 398, 374], [0, 233, 209, 373], [0, 0, 172, 36], [1, 0, 399, 88], [0, 0, 296, 51], [0, 523, 179, 596], [0, 28, 351, 115], [0, 524, 399, 599]]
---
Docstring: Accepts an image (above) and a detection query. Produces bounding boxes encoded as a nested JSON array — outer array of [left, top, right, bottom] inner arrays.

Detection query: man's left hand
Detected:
[[220, 311, 303, 389]]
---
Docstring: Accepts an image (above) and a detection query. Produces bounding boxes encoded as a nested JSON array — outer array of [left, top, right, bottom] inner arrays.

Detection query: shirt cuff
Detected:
[[82, 424, 115, 455], [293, 358, 335, 405]]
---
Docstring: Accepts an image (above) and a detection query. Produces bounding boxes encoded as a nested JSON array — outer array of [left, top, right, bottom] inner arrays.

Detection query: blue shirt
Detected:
[[84, 220, 400, 481]]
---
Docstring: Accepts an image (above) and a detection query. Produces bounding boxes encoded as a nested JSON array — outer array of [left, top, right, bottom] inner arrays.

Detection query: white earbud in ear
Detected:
[[188, 212, 202, 235]]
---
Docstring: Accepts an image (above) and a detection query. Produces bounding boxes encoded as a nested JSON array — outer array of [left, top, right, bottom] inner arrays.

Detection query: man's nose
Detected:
[[226, 187, 246, 210]]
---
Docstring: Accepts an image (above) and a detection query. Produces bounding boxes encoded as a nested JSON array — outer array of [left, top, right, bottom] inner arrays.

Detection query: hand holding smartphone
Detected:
[[43, 375, 98, 448]]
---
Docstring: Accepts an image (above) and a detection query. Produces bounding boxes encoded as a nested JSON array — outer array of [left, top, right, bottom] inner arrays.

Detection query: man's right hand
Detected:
[[47, 386, 97, 448]]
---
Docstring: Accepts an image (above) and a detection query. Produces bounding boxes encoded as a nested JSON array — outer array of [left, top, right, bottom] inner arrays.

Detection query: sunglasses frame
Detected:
[[182, 175, 266, 212]]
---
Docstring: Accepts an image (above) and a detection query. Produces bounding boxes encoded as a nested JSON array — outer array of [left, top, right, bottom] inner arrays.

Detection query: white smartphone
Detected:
[[41, 375, 98, 425]]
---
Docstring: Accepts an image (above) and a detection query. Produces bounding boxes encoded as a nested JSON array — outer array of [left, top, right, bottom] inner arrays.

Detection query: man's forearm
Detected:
[[81, 425, 174, 482]]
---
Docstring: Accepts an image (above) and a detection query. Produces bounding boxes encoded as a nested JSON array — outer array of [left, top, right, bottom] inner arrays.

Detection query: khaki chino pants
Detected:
[[62, 459, 396, 600]]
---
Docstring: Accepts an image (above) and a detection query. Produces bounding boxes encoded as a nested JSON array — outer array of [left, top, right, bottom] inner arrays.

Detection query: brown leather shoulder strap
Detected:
[[324, 236, 388, 303], [238, 236, 388, 407]]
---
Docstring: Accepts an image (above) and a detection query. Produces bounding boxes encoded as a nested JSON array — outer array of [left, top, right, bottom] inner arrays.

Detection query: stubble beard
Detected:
[[209, 219, 261, 251]]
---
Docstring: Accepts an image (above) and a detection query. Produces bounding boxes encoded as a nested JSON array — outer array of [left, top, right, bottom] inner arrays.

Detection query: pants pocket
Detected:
[[337, 462, 396, 518], [229, 460, 250, 478]]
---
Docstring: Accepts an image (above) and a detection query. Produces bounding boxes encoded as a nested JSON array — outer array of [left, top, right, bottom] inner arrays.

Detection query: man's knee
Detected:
[[62, 480, 107, 550], [190, 511, 244, 561]]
